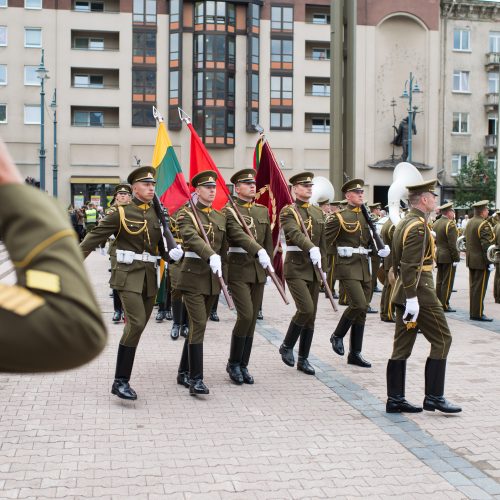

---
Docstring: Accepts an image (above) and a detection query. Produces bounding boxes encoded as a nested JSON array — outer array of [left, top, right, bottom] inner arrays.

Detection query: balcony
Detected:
[[485, 134, 497, 153], [305, 41, 330, 61], [72, 0, 119, 13], [305, 5, 330, 25], [71, 68, 119, 89], [305, 113, 330, 134], [71, 106, 119, 128], [305, 77, 330, 97], [485, 93, 499, 112], [71, 30, 119, 51], [485, 52, 500, 71]]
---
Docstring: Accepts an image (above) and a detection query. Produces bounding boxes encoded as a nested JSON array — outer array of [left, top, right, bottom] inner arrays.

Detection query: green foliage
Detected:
[[453, 153, 496, 207]]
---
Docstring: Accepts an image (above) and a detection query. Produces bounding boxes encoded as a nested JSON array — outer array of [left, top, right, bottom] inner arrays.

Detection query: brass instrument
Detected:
[[456, 236, 466, 252], [487, 244, 500, 264], [387, 162, 423, 225]]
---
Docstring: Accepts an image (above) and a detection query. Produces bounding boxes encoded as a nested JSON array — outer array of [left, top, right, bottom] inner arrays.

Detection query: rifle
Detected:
[[360, 204, 385, 251], [227, 197, 289, 305], [190, 194, 234, 310], [290, 204, 338, 312], [152, 194, 177, 251]]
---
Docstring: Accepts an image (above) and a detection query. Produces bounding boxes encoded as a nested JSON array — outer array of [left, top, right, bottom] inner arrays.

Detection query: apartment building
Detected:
[[0, 0, 331, 207]]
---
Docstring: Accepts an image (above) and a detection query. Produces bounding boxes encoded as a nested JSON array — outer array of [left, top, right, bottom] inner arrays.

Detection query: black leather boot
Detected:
[[189, 343, 209, 395], [386, 359, 422, 413], [423, 358, 462, 413], [279, 321, 303, 367], [155, 310, 165, 322], [180, 302, 189, 338], [112, 311, 122, 323], [297, 328, 315, 375], [209, 301, 219, 322], [240, 336, 254, 384], [330, 315, 353, 356], [347, 323, 371, 368], [177, 338, 190, 388], [170, 299, 183, 340], [111, 344, 137, 400], [226, 335, 245, 385]]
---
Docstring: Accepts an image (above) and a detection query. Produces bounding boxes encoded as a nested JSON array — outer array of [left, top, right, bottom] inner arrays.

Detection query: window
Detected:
[[25, 28, 42, 48], [74, 0, 104, 11], [73, 111, 104, 126], [251, 36, 259, 65], [0, 65, 6, 85], [132, 104, 156, 127], [488, 157, 497, 173], [169, 33, 179, 61], [452, 71, 469, 92], [193, 108, 235, 144], [271, 6, 293, 31], [24, 66, 40, 86], [0, 104, 6, 123], [453, 29, 470, 51], [0, 26, 7, 46], [25, 0, 42, 8], [488, 73, 499, 94], [271, 76, 292, 105], [271, 39, 293, 68], [74, 37, 105, 50], [170, 0, 180, 23], [312, 47, 330, 60], [250, 73, 259, 101], [132, 69, 156, 101], [0, 0, 6, 7], [451, 154, 469, 176], [195, 1, 235, 26], [452, 112, 469, 134], [73, 74, 104, 88], [312, 13, 330, 24], [194, 35, 235, 67], [311, 117, 330, 133], [24, 105, 41, 124], [489, 31, 500, 53], [488, 115, 497, 136], [133, 0, 156, 24], [250, 3, 259, 28], [133, 31, 156, 63], [169, 71, 179, 99], [270, 111, 292, 130], [311, 83, 330, 96]]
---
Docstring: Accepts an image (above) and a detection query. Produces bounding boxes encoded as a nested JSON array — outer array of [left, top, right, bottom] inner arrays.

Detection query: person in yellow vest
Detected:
[[85, 203, 98, 234], [465, 200, 495, 321]]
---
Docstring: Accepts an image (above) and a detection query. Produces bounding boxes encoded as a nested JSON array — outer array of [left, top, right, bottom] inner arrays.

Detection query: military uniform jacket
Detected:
[[223, 198, 273, 284], [325, 205, 374, 281], [391, 208, 439, 307], [168, 206, 187, 290], [280, 202, 327, 281], [177, 202, 226, 295], [465, 216, 495, 270], [0, 185, 106, 372], [380, 218, 395, 272], [80, 197, 165, 297], [434, 216, 460, 264]]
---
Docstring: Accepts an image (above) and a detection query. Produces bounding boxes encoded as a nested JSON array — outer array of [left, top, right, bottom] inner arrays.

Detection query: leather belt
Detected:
[[228, 247, 247, 253], [184, 251, 201, 259], [133, 252, 160, 263]]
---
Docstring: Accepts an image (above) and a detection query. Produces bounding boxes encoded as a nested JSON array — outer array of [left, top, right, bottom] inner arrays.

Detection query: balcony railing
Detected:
[[72, 84, 119, 89], [305, 126, 330, 133], [72, 120, 119, 127], [485, 92, 499, 112], [485, 134, 497, 151], [305, 56, 330, 61], [485, 52, 500, 70], [305, 91, 330, 97]]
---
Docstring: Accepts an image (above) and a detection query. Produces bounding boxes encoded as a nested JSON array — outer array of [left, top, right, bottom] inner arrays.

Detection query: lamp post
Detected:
[[36, 49, 49, 192], [400, 72, 422, 163], [50, 89, 58, 197]]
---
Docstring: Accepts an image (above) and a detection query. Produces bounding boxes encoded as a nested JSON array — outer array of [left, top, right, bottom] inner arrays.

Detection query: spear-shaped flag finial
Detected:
[[178, 107, 191, 125]]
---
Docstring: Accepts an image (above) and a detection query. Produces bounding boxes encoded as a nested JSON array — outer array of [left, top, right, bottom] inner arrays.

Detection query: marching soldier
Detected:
[[379, 214, 396, 322], [0, 139, 106, 372], [80, 166, 183, 400], [279, 172, 327, 376], [176, 171, 226, 396], [326, 201, 342, 299], [327, 179, 390, 368], [493, 211, 500, 303], [386, 179, 461, 414], [223, 169, 273, 385], [434, 202, 460, 312], [465, 200, 495, 321]]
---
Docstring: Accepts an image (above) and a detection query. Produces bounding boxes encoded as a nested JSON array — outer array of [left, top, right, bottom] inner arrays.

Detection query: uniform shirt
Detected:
[[380, 218, 395, 272], [279, 201, 327, 282], [433, 216, 460, 264], [465, 216, 495, 270], [223, 197, 273, 285], [325, 205, 374, 281], [176, 202, 226, 296], [391, 207, 439, 307]]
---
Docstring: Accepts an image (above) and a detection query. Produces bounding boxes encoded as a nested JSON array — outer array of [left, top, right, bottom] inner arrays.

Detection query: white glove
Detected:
[[488, 264, 495, 273], [209, 254, 222, 277], [309, 247, 322, 269], [168, 244, 184, 262], [452, 261, 459, 268], [403, 296, 419, 324], [257, 249, 272, 269], [378, 245, 390, 258], [265, 276, 272, 286]]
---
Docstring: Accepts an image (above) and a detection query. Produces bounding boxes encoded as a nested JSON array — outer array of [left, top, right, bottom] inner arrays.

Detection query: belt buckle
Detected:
[[141, 252, 149, 262]]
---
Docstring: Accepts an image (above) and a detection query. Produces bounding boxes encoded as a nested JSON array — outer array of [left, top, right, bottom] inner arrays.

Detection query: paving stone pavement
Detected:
[[1, 252, 500, 499]]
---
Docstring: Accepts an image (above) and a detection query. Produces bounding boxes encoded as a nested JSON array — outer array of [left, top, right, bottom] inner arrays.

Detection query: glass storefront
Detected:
[[70, 178, 119, 209]]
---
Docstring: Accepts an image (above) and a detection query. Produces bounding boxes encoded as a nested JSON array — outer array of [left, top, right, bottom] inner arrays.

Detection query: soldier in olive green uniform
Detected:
[[0, 139, 107, 372], [176, 171, 227, 396], [327, 179, 390, 368], [379, 215, 396, 322], [387, 179, 461, 414], [81, 166, 183, 400], [465, 200, 495, 321], [223, 169, 273, 385], [279, 172, 327, 375], [493, 211, 500, 303], [434, 202, 460, 312], [326, 201, 342, 299]]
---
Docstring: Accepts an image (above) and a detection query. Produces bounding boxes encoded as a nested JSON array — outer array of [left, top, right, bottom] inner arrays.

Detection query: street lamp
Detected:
[[50, 89, 58, 197], [36, 49, 49, 192], [400, 72, 422, 162]]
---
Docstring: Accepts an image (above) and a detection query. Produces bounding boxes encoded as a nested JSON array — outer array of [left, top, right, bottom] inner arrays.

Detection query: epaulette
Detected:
[[106, 206, 118, 216], [254, 202, 267, 209]]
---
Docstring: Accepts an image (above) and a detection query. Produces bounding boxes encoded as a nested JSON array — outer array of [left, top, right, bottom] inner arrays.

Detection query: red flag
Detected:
[[254, 138, 293, 283], [186, 122, 229, 210]]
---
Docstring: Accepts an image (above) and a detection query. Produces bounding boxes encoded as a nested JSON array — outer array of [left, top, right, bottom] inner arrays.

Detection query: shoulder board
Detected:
[[254, 202, 267, 209], [0, 283, 46, 316], [106, 206, 118, 215]]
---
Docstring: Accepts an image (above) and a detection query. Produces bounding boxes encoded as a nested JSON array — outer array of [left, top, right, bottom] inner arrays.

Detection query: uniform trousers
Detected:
[[229, 281, 265, 338], [494, 263, 500, 303], [327, 255, 336, 292], [469, 269, 490, 318], [370, 255, 381, 299], [287, 278, 320, 329], [183, 291, 218, 344], [340, 278, 371, 325], [391, 305, 452, 360], [435, 263, 456, 310]]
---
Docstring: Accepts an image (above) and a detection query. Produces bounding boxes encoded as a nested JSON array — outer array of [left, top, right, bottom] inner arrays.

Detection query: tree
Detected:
[[453, 153, 496, 207]]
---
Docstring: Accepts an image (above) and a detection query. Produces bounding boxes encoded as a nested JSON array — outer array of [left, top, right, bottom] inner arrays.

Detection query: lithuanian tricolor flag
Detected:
[[152, 117, 190, 214]]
